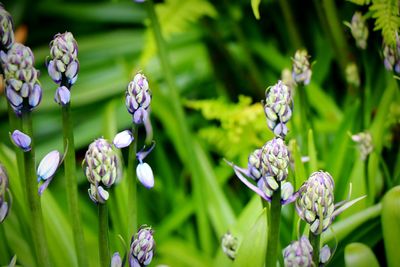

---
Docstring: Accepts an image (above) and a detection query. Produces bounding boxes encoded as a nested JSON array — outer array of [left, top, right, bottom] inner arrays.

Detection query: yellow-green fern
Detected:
[[370, 0, 400, 46]]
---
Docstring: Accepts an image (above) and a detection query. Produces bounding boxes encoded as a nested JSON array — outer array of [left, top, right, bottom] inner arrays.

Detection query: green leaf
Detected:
[[381, 186, 400, 267], [234, 209, 267, 267], [370, 0, 400, 46], [289, 139, 307, 189], [307, 129, 318, 173], [345, 243, 380, 267], [251, 0, 261, 20]]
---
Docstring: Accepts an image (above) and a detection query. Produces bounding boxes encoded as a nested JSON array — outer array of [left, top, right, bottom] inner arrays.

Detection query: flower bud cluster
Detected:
[[83, 138, 119, 204], [126, 73, 152, 125], [0, 3, 14, 51], [221, 232, 238, 260], [264, 81, 293, 138], [383, 41, 400, 74], [1, 43, 42, 114], [345, 63, 360, 88], [351, 131, 373, 160], [0, 164, 11, 223], [129, 226, 155, 267], [292, 49, 312, 86], [283, 236, 313, 267], [48, 32, 79, 87], [347, 12, 369, 49]]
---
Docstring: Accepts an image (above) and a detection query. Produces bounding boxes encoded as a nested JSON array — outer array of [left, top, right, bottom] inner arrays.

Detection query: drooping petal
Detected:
[[136, 162, 154, 189]]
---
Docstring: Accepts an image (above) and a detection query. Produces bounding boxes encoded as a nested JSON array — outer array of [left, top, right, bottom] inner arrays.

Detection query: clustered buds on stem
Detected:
[[83, 138, 119, 204], [129, 226, 155, 267], [1, 43, 42, 114], [351, 131, 373, 160], [264, 80, 293, 138], [221, 232, 238, 260], [282, 236, 313, 267], [292, 49, 312, 86], [48, 32, 79, 88], [383, 41, 400, 74], [346, 12, 369, 50], [0, 3, 14, 51], [296, 171, 335, 234], [0, 164, 11, 223], [126, 73, 152, 125]]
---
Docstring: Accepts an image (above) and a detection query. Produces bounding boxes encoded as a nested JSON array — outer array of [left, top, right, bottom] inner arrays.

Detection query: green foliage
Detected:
[[186, 96, 272, 164], [344, 243, 380, 267], [370, 0, 400, 46], [348, 0, 372, 5], [251, 0, 261, 20]]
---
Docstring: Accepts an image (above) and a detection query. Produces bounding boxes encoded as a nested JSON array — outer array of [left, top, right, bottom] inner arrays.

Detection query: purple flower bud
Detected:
[[47, 60, 62, 83], [320, 244, 331, 264], [29, 84, 42, 108], [0, 4, 15, 50], [113, 130, 134, 148], [10, 130, 31, 152], [37, 150, 61, 181], [136, 162, 154, 189], [0, 164, 11, 223], [111, 252, 122, 267], [54, 86, 71, 105]]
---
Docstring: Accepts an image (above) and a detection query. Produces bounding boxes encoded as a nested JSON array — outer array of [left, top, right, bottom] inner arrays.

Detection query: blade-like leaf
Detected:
[[345, 243, 380, 267]]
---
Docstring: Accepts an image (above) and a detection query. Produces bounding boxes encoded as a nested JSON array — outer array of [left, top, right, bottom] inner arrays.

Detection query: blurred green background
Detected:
[[0, 0, 399, 266]]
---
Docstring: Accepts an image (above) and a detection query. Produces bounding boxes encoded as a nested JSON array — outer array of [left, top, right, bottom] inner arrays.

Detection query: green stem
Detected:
[[145, 0, 212, 253], [98, 203, 110, 267], [127, 124, 138, 239], [279, 0, 303, 50], [298, 85, 313, 148], [309, 230, 321, 266], [266, 185, 282, 267], [21, 112, 51, 267], [61, 103, 88, 267]]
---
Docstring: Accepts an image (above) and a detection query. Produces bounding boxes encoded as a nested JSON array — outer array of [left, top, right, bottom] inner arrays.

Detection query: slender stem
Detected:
[[61, 103, 88, 267], [266, 184, 282, 267], [21, 112, 51, 267], [145, 0, 212, 253], [279, 0, 303, 50], [298, 85, 313, 147], [309, 230, 321, 265], [127, 124, 138, 239], [98, 203, 110, 267]]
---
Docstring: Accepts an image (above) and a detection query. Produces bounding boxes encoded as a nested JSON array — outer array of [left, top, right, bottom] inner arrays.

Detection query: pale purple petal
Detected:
[[111, 252, 122, 267], [65, 60, 79, 80], [47, 60, 62, 83], [54, 86, 71, 105], [37, 150, 61, 181], [113, 130, 134, 148], [29, 84, 42, 108], [133, 108, 147, 124], [38, 178, 52, 196], [10, 130, 31, 152], [0, 202, 9, 222], [6, 87, 23, 108], [233, 165, 271, 202], [136, 162, 154, 189], [97, 186, 109, 202]]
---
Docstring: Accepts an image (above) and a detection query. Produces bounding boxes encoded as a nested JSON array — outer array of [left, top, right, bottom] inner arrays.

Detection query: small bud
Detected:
[[37, 150, 61, 181], [0, 164, 11, 223], [320, 244, 331, 264], [126, 73, 151, 125], [10, 130, 31, 152], [351, 131, 373, 160], [136, 162, 154, 189], [111, 252, 122, 267], [113, 130, 134, 148], [281, 181, 296, 204], [221, 232, 238, 260], [345, 63, 360, 88], [0, 4, 15, 50], [129, 226, 155, 267], [292, 49, 312, 86], [283, 236, 313, 267], [54, 86, 71, 105], [346, 12, 369, 49]]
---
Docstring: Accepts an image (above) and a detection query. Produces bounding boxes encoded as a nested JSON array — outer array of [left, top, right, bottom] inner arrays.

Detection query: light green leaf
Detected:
[[307, 129, 318, 173], [234, 208, 267, 267], [251, 0, 261, 20], [289, 139, 306, 189], [345, 243, 380, 267]]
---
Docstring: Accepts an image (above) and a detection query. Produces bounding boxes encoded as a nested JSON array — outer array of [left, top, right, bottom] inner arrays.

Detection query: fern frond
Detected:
[[370, 0, 400, 46], [139, 0, 217, 66], [186, 96, 273, 164]]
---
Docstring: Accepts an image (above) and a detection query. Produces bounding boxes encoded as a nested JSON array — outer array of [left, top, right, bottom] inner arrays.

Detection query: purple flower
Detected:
[[126, 73, 152, 125], [111, 252, 122, 267], [54, 86, 71, 105], [10, 130, 31, 152], [113, 130, 134, 148], [37, 150, 62, 195], [129, 226, 155, 267]]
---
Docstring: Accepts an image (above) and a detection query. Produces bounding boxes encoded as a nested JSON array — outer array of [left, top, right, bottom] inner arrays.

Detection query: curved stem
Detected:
[[61, 103, 88, 267], [279, 0, 303, 50], [21, 111, 51, 267], [98, 203, 110, 267], [127, 124, 138, 239], [309, 230, 321, 265], [266, 184, 282, 267]]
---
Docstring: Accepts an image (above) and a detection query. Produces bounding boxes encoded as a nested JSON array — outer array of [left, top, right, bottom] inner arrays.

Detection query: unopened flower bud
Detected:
[[113, 130, 134, 148], [111, 252, 122, 267], [136, 162, 154, 189], [320, 244, 331, 264], [261, 137, 289, 181], [292, 49, 312, 85], [0, 164, 11, 222], [296, 171, 335, 234], [221, 232, 238, 260], [247, 148, 262, 180], [264, 80, 293, 138], [48, 32, 79, 86], [10, 130, 31, 152], [346, 12, 369, 49], [37, 150, 62, 195], [0, 4, 14, 51], [129, 226, 155, 267], [54, 86, 71, 105], [283, 236, 313, 267], [345, 63, 360, 88], [126, 73, 151, 125], [351, 131, 373, 160], [2, 43, 42, 114]]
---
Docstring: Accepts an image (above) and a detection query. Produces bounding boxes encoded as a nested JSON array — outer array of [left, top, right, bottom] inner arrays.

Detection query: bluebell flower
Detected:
[[54, 86, 71, 105], [10, 130, 31, 152], [113, 130, 134, 149], [37, 150, 62, 195]]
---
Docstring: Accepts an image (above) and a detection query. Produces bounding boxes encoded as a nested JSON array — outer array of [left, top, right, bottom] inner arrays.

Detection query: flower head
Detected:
[[0, 164, 11, 222], [346, 12, 369, 49], [264, 80, 293, 138], [221, 232, 238, 260], [126, 73, 152, 125], [10, 130, 31, 152], [2, 43, 42, 114], [48, 32, 79, 86], [129, 226, 155, 267], [0, 3, 14, 51], [292, 49, 312, 85], [83, 138, 119, 203], [283, 236, 313, 267]]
